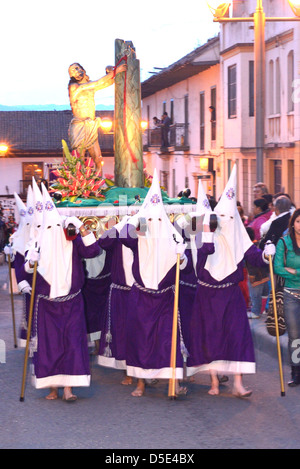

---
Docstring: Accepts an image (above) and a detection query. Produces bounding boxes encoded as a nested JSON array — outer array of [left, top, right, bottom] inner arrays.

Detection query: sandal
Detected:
[[175, 386, 188, 396]]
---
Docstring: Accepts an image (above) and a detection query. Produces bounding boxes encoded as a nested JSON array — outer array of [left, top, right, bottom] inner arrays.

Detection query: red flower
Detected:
[[85, 167, 92, 178], [85, 157, 95, 168], [58, 178, 68, 187], [52, 169, 61, 177]]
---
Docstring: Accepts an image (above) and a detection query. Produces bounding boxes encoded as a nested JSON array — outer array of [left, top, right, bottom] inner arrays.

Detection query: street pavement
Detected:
[[1, 261, 300, 451]]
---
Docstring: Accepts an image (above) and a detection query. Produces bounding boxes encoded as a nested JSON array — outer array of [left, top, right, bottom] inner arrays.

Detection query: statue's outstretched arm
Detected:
[[70, 64, 126, 99]]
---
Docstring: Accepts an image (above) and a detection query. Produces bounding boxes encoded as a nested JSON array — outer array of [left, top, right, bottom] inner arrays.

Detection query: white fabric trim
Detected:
[[262, 252, 270, 264], [57, 204, 196, 218], [31, 373, 91, 389], [81, 231, 96, 246], [88, 331, 101, 342], [126, 365, 184, 380], [85, 250, 106, 278], [24, 261, 34, 274], [186, 360, 256, 376], [18, 280, 30, 292], [18, 338, 27, 348], [179, 254, 188, 270], [97, 356, 126, 370], [176, 214, 190, 229], [201, 232, 214, 243]]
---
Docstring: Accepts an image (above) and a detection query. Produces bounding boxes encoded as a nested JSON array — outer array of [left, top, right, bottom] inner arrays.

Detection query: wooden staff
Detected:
[[20, 260, 38, 402], [7, 254, 17, 348], [269, 254, 285, 397], [168, 252, 181, 399]]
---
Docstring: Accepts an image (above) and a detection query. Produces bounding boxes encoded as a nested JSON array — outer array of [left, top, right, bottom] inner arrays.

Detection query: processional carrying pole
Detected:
[[20, 260, 38, 402]]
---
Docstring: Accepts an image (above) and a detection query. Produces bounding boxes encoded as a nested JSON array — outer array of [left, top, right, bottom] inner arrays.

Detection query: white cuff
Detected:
[[18, 280, 30, 292], [202, 232, 214, 243], [81, 231, 96, 247], [176, 214, 191, 229], [24, 261, 34, 274], [262, 252, 270, 264], [179, 254, 188, 270]]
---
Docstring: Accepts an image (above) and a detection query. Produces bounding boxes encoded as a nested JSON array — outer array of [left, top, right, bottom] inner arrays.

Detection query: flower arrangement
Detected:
[[49, 141, 166, 205], [50, 140, 106, 201]]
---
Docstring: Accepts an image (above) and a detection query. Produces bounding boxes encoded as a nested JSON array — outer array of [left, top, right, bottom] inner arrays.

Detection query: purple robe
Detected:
[[187, 240, 267, 376], [82, 249, 112, 341], [22, 235, 100, 389], [178, 248, 197, 355], [13, 251, 32, 347], [119, 224, 189, 380], [97, 227, 132, 370]]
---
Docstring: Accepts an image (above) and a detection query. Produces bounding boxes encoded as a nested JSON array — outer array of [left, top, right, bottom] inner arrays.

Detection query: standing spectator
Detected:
[[5, 214, 16, 244], [259, 195, 292, 250], [248, 198, 272, 242], [161, 112, 171, 147], [274, 209, 300, 387], [246, 227, 270, 319], [152, 116, 161, 127], [0, 214, 6, 251], [253, 182, 269, 200]]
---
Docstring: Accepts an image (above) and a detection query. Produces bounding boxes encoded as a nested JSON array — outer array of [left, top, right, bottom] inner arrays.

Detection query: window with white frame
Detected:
[[287, 50, 294, 112], [275, 58, 281, 115], [268, 60, 274, 115], [200, 92, 205, 151], [228, 64, 237, 118]]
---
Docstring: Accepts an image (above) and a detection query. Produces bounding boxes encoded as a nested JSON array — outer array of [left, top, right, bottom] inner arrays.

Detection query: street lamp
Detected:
[[207, 0, 300, 183], [99, 118, 113, 133], [0, 144, 8, 156]]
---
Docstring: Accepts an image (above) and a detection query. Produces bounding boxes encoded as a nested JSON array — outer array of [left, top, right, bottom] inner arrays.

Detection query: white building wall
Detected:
[[142, 61, 223, 200]]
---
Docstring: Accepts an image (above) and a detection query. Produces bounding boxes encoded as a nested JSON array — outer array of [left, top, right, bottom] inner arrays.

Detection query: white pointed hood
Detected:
[[190, 179, 212, 271], [195, 179, 212, 215], [37, 183, 73, 299], [135, 169, 183, 290], [204, 164, 252, 281], [30, 177, 44, 245], [10, 193, 28, 256], [25, 185, 34, 227], [115, 215, 134, 287]]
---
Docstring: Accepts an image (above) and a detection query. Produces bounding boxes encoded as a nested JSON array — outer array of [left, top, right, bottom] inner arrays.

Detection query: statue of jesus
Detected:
[[68, 62, 126, 170]]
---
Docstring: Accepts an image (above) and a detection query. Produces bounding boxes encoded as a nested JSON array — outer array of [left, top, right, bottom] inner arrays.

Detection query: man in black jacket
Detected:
[[259, 195, 292, 250]]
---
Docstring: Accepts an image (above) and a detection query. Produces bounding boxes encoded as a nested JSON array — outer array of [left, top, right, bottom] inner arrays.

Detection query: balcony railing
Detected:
[[144, 123, 189, 151]]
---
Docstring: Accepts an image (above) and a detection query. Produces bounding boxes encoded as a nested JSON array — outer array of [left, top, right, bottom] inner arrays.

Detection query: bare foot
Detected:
[[45, 387, 58, 400], [208, 387, 220, 396], [232, 386, 252, 398], [121, 375, 133, 385], [131, 380, 145, 397], [90, 340, 100, 355], [62, 386, 77, 402], [208, 371, 219, 395]]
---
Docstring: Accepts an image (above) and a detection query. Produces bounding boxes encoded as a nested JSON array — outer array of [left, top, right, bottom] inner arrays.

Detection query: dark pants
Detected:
[[283, 289, 300, 368]]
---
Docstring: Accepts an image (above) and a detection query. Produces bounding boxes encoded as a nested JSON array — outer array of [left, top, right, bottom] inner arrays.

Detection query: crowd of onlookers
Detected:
[[237, 182, 295, 319]]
